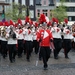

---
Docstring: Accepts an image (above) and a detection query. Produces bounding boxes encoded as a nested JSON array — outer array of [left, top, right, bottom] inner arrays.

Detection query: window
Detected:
[[56, 0, 60, 2], [0, 6, 2, 11], [6, 0, 10, 2], [1, 0, 5, 2], [68, 16, 75, 21], [37, 9, 40, 12], [67, 7, 75, 12], [22, 0, 26, 5], [29, 0, 34, 6], [37, 9, 40, 17], [44, 0, 46, 5], [43, 10, 48, 16], [43, 13, 47, 16], [37, 13, 40, 17], [15, 0, 18, 4], [66, 0, 75, 2], [50, 0, 54, 4], [72, 16, 75, 21], [68, 16, 72, 21], [30, 10, 34, 18]]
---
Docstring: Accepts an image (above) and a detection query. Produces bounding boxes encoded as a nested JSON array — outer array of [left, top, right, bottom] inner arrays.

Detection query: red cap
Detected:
[[64, 18, 68, 24], [18, 18, 22, 25]]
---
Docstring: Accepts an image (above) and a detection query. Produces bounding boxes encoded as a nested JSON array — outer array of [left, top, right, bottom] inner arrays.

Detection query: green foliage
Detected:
[[51, 0, 67, 23], [5, 2, 26, 21]]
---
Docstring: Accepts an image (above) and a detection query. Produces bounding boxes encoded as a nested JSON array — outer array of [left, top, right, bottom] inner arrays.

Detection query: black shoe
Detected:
[[3, 55, 5, 59], [18, 55, 22, 58], [39, 57, 42, 61], [13, 59, 15, 62], [65, 56, 69, 59], [10, 60, 14, 63], [44, 67, 48, 70], [54, 57, 58, 59], [27, 59, 30, 62], [44, 65, 48, 70]]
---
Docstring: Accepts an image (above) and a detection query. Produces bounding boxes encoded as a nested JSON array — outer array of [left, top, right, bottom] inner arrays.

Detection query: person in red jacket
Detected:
[[37, 22, 53, 70]]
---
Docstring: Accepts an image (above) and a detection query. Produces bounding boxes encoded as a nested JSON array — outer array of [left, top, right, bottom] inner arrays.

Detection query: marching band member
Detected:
[[0, 22, 3, 55], [17, 25, 24, 58], [6, 22, 17, 63], [37, 14, 53, 70], [23, 17, 33, 62], [1, 26, 7, 59], [17, 19, 24, 58], [32, 23, 39, 54], [72, 24, 75, 50], [63, 25, 73, 58], [51, 22, 62, 59]]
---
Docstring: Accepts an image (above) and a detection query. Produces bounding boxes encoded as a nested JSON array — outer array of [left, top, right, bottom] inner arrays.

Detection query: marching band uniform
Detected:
[[17, 27, 24, 58], [37, 23, 53, 69], [7, 27, 17, 63], [72, 24, 75, 50], [1, 28, 7, 59], [32, 26, 39, 54], [63, 26, 73, 58], [23, 25, 33, 61], [51, 24, 62, 59], [0, 30, 2, 54]]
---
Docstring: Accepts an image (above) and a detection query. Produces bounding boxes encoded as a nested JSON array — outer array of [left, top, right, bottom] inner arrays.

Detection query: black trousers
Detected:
[[63, 39, 72, 57], [53, 38, 62, 58], [1, 41, 7, 58], [25, 41, 33, 60], [18, 40, 23, 56], [0, 40, 2, 54], [23, 40, 27, 54], [40, 46, 51, 67], [73, 42, 75, 50], [33, 40, 39, 54], [8, 44, 17, 62]]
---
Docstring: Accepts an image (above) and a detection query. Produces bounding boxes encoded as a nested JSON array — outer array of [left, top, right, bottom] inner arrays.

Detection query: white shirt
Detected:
[[23, 28, 33, 41], [63, 28, 73, 39], [7, 32, 17, 44], [17, 29, 24, 40], [51, 27, 61, 39]]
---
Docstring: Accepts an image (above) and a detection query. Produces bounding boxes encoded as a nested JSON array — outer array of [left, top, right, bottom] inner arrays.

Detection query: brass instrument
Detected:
[[72, 24, 75, 32], [1, 26, 6, 37], [9, 28, 16, 39], [72, 24, 75, 37]]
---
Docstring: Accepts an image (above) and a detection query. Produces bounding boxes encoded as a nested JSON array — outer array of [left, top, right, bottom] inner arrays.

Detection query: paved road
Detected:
[[0, 49, 75, 75]]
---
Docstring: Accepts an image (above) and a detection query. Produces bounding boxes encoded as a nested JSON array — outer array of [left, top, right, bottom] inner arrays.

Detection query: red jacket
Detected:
[[37, 29, 53, 47]]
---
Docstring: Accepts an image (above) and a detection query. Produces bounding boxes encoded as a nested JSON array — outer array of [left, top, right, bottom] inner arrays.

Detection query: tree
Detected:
[[5, 3, 26, 21], [51, 0, 67, 23]]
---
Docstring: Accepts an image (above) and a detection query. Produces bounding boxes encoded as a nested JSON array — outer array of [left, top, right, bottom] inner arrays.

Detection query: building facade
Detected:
[[0, 0, 10, 20], [12, 0, 36, 21], [36, 0, 55, 18], [56, 0, 75, 21]]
